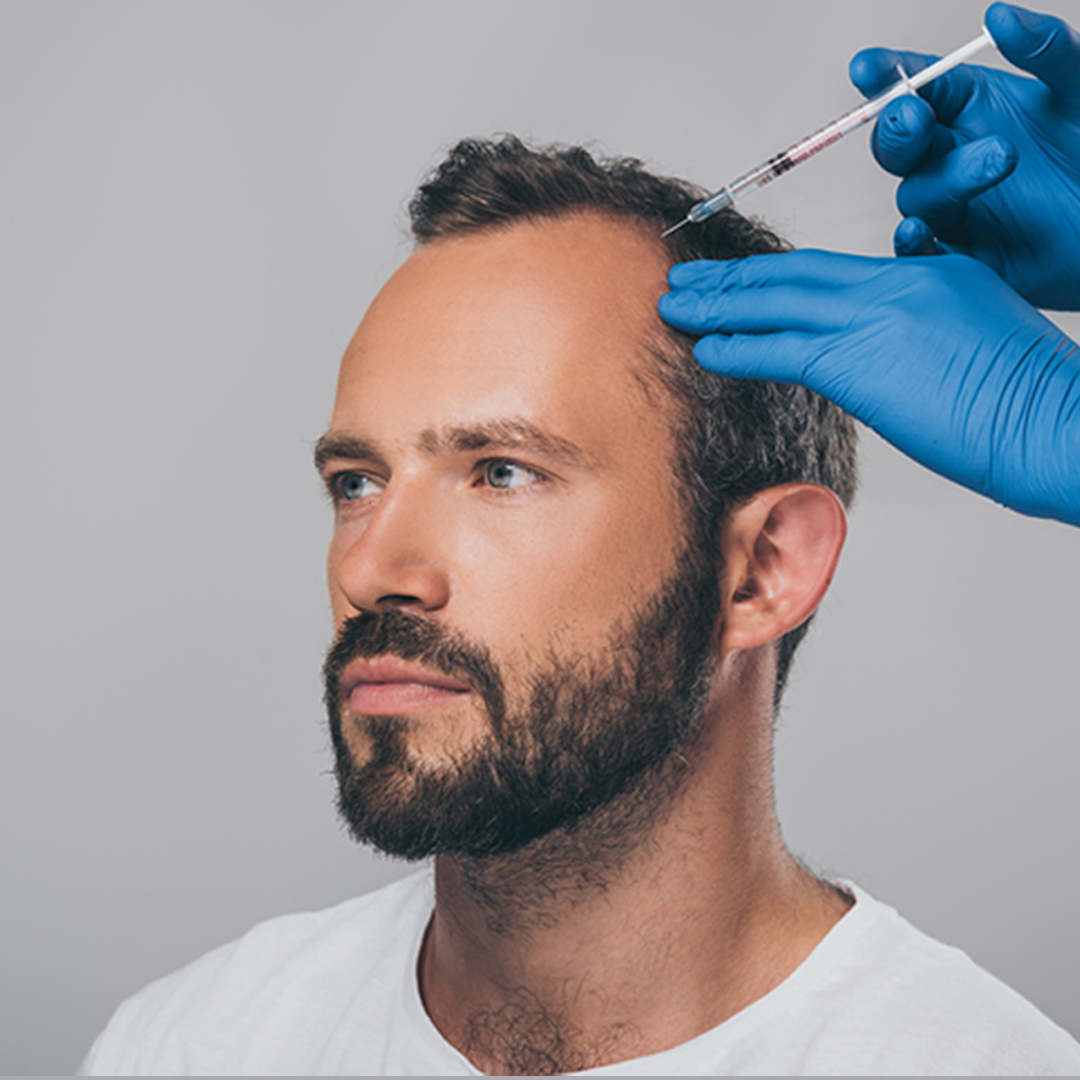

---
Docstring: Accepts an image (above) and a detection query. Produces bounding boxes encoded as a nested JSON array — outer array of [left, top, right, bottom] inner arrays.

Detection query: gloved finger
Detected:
[[694, 331, 820, 386], [895, 136, 1018, 232], [894, 217, 947, 257], [871, 96, 937, 176], [668, 250, 888, 293], [666, 260, 736, 289], [660, 284, 849, 336], [696, 332, 869, 414], [850, 47, 932, 97], [986, 2, 1080, 106], [850, 46, 978, 124]]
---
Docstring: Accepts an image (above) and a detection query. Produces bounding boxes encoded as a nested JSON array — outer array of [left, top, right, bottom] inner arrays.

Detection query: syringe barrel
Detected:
[[688, 187, 734, 223], [725, 97, 885, 201], [677, 28, 994, 233]]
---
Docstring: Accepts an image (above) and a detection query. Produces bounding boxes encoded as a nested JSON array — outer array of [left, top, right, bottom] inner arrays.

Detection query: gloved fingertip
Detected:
[[872, 97, 936, 173], [667, 260, 724, 287], [692, 336, 727, 372], [659, 290, 711, 333], [880, 96, 932, 139], [956, 135, 1019, 193], [986, 1, 1044, 42], [984, 135, 1019, 180], [894, 217, 940, 257], [849, 47, 903, 97], [985, 2, 1061, 66], [986, 2, 1080, 98], [848, 49, 875, 96], [657, 290, 690, 315]]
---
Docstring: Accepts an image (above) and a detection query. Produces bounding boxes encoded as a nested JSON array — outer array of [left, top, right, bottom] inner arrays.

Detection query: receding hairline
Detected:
[[410, 203, 680, 269], [424, 206, 697, 412], [404, 207, 701, 466], [408, 206, 686, 365]]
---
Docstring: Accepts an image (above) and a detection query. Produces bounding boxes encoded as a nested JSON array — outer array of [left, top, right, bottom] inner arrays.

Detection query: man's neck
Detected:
[[418, 686, 852, 1075]]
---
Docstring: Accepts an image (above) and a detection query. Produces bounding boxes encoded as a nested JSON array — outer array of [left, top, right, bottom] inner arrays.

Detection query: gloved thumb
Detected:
[[985, 2, 1080, 104]]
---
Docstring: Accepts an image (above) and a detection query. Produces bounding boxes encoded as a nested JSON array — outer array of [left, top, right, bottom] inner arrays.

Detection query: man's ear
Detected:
[[719, 483, 847, 654]]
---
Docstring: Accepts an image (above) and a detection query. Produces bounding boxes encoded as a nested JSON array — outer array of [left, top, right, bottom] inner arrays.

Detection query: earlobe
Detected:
[[719, 484, 847, 654]]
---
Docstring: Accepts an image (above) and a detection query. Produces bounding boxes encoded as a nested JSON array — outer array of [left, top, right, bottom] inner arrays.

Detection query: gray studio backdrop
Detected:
[[3, 1, 1078, 1073]]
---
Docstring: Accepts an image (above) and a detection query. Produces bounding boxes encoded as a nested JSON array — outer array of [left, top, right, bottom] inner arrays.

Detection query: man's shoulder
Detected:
[[618, 882, 1080, 1077], [124, 866, 433, 1007], [80, 868, 435, 1075], [784, 883, 1080, 1074]]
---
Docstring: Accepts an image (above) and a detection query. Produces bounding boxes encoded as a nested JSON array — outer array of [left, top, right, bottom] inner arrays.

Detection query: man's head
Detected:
[[317, 137, 856, 862]]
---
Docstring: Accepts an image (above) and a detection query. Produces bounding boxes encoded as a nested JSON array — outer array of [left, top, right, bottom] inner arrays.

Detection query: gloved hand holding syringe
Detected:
[[661, 27, 995, 237], [659, 3, 1080, 529]]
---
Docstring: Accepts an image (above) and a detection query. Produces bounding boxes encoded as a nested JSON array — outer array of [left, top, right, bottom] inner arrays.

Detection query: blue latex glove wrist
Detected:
[[849, 2, 1080, 311], [659, 251, 1080, 526]]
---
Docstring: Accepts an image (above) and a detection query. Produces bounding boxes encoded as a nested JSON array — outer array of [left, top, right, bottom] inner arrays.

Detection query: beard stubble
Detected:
[[323, 534, 722, 867]]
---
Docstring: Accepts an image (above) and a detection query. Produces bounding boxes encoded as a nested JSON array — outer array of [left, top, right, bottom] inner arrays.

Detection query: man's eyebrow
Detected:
[[313, 433, 382, 474], [314, 420, 595, 473], [419, 419, 594, 467]]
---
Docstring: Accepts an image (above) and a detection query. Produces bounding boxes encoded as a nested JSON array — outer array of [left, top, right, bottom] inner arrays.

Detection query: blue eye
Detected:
[[483, 460, 537, 490], [337, 473, 377, 501]]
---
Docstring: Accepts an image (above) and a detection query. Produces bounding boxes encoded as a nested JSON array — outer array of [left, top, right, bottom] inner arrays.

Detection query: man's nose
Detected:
[[331, 485, 452, 615]]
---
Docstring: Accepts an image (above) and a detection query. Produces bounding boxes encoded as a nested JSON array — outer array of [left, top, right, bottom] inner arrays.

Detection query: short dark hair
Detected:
[[408, 135, 857, 706]]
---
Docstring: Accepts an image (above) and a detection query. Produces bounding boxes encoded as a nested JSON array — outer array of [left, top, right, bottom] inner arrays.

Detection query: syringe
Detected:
[[662, 27, 995, 238]]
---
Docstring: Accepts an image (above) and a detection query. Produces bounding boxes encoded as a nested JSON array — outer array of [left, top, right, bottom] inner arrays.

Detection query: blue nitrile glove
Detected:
[[849, 2, 1080, 311], [658, 251, 1080, 526]]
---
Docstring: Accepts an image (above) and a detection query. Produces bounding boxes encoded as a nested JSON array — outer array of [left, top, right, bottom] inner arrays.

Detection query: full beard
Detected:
[[323, 537, 722, 870]]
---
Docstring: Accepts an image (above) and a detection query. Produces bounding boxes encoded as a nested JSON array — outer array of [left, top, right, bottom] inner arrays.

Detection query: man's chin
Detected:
[[333, 742, 692, 866], [331, 717, 511, 860], [339, 711, 492, 777], [334, 759, 507, 861]]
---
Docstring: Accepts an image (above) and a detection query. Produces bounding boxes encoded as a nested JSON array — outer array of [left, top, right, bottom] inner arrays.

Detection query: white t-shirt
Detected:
[[80, 869, 1080, 1076]]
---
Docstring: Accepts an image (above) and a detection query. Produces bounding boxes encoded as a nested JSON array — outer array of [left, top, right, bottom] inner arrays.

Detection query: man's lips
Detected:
[[341, 658, 471, 715]]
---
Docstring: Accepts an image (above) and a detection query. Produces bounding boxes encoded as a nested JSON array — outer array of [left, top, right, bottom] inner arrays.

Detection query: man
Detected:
[[81, 137, 1080, 1075]]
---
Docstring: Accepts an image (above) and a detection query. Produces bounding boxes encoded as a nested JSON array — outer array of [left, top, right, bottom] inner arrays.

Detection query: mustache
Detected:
[[322, 609, 506, 728]]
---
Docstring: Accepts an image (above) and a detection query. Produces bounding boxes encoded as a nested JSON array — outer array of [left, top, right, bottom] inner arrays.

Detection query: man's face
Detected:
[[318, 213, 721, 858]]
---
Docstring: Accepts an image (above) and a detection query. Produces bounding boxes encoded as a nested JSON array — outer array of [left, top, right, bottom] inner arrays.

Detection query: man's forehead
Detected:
[[346, 213, 669, 363], [329, 214, 675, 450]]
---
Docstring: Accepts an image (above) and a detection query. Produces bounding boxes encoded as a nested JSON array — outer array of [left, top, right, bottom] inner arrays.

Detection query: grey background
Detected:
[[2, 1, 1078, 1073]]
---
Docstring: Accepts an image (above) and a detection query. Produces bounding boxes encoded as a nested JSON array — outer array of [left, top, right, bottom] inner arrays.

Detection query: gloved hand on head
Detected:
[[849, 2, 1080, 311], [659, 251, 1080, 527]]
